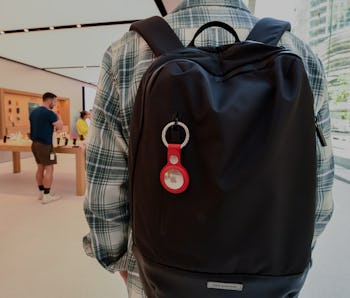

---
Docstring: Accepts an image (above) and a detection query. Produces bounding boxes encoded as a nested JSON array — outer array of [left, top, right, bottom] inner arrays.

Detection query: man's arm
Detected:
[[305, 54, 334, 246], [281, 33, 334, 246], [83, 47, 130, 273], [313, 73, 334, 246], [53, 113, 64, 131]]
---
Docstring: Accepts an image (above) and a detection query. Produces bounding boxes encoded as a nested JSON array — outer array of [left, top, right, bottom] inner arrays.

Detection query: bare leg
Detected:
[[36, 164, 45, 186], [43, 165, 54, 189]]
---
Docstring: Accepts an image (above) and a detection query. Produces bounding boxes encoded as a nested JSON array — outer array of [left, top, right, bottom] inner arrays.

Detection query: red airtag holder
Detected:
[[160, 144, 189, 194], [160, 121, 190, 194]]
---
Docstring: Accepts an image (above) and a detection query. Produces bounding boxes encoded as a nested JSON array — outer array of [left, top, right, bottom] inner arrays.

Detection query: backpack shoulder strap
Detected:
[[130, 16, 184, 57], [246, 17, 291, 46]]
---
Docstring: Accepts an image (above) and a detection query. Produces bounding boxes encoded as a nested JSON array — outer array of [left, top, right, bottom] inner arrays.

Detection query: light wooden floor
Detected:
[[0, 154, 349, 298], [0, 154, 127, 298]]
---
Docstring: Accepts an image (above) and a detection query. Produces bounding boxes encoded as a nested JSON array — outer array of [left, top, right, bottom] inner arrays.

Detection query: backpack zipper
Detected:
[[315, 117, 327, 146]]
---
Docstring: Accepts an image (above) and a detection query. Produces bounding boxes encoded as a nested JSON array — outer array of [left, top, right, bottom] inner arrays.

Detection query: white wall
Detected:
[[0, 57, 96, 162]]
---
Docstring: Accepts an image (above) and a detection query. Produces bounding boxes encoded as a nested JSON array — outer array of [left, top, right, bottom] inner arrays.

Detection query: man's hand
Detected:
[[119, 270, 128, 284]]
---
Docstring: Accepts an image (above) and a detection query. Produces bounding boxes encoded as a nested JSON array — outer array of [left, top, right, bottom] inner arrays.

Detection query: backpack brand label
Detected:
[[207, 281, 243, 291]]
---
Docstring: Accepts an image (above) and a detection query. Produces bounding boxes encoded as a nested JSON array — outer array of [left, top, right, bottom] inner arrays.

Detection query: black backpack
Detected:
[[128, 16, 326, 298]]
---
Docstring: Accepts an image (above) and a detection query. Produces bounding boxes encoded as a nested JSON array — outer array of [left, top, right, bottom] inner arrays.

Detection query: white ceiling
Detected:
[[0, 0, 162, 85]]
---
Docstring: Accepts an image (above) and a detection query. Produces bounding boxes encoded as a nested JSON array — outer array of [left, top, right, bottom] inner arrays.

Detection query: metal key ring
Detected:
[[161, 121, 190, 149]]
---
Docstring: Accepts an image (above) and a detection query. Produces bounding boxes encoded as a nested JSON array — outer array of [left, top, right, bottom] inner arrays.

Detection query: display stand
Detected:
[[0, 140, 86, 196]]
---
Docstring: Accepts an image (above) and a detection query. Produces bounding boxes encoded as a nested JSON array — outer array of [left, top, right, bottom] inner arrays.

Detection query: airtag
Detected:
[[160, 121, 190, 194], [164, 168, 184, 189]]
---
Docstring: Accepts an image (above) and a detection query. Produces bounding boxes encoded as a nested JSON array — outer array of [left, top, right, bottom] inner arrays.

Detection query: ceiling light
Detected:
[[24, 28, 29, 32], [76, 24, 81, 28], [49, 26, 54, 30]]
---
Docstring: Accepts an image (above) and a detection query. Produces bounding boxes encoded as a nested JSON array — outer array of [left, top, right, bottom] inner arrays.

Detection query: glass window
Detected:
[[256, 0, 350, 138]]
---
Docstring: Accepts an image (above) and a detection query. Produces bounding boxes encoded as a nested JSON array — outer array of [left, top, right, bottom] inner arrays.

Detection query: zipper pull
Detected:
[[315, 117, 327, 147]]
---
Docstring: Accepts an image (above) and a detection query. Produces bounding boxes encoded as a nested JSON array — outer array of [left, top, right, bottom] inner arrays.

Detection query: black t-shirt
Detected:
[[29, 106, 58, 145]]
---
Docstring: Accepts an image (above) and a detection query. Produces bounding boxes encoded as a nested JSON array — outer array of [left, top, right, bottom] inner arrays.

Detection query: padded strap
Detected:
[[130, 16, 184, 56], [246, 17, 291, 46]]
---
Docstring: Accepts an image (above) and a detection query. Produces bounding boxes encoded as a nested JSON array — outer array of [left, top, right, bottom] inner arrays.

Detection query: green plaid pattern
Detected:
[[83, 1, 334, 296]]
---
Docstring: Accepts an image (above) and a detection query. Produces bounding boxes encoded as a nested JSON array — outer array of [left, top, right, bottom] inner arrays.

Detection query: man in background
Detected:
[[83, 0, 334, 297], [30, 92, 63, 204]]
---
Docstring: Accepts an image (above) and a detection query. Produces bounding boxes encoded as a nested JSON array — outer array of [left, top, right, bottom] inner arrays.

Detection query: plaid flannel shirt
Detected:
[[83, 1, 334, 296]]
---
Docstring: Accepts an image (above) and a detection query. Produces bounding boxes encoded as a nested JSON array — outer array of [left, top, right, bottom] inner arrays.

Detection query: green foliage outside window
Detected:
[[328, 74, 350, 104]]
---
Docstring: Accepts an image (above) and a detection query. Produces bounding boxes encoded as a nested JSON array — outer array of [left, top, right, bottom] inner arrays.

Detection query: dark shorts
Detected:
[[31, 141, 57, 165]]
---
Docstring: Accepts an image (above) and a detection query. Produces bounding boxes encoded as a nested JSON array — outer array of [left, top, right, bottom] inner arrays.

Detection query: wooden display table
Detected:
[[0, 140, 86, 196]]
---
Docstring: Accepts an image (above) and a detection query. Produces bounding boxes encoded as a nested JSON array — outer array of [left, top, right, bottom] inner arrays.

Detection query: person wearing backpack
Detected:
[[83, 1, 334, 297]]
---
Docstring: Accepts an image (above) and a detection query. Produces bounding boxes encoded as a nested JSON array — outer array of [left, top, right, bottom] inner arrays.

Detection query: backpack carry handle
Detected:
[[188, 21, 240, 47]]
